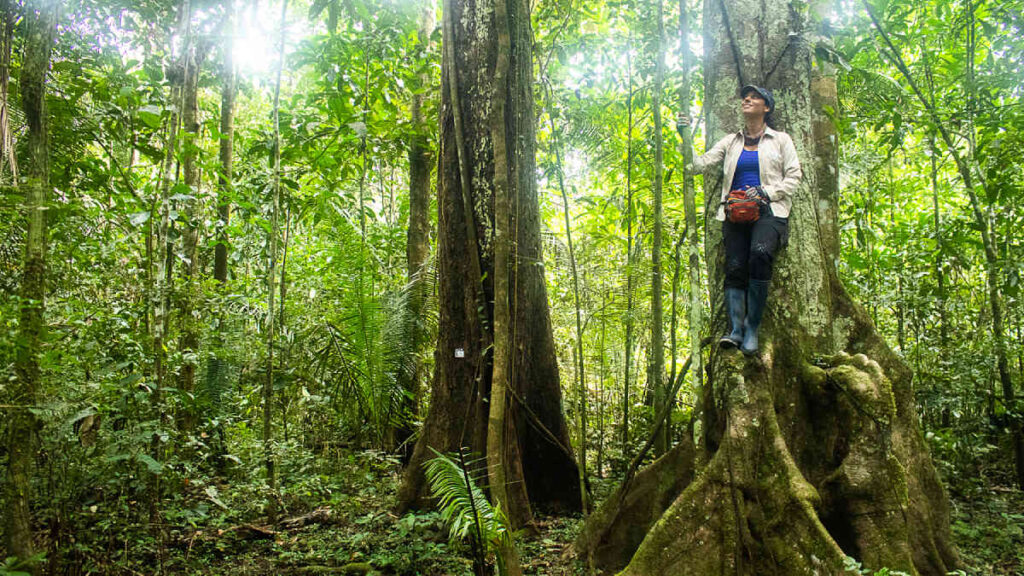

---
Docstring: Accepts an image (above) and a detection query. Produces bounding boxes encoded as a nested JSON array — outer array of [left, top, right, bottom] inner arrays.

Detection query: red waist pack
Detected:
[[725, 190, 760, 224]]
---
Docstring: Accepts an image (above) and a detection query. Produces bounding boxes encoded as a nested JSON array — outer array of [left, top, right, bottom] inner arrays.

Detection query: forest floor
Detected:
[[947, 485, 1024, 575], [104, 449, 1022, 576], [145, 449, 587, 576]]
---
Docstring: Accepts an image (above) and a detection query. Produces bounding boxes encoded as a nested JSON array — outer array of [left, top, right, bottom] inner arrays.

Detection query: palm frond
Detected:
[[424, 448, 511, 551]]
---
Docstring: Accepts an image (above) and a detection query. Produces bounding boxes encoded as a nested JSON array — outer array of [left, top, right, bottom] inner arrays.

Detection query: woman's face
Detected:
[[741, 93, 770, 120]]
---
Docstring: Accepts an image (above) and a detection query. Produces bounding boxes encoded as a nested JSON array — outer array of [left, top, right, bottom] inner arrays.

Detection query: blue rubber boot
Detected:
[[741, 280, 769, 356], [720, 287, 746, 349]]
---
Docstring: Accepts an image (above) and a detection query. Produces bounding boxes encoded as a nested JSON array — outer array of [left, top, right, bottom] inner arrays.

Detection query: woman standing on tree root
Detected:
[[677, 85, 802, 356]]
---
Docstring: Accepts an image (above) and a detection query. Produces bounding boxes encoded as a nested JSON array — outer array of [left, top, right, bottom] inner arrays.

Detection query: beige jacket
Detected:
[[691, 125, 802, 221]]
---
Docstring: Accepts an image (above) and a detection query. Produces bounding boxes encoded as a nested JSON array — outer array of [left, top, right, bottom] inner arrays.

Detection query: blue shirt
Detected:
[[730, 149, 761, 190]]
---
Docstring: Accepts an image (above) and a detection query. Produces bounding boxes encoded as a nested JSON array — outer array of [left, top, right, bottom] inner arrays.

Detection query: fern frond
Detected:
[[424, 448, 511, 551]]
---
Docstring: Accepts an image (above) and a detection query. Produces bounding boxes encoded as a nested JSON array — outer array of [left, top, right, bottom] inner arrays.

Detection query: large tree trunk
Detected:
[[575, 0, 958, 573], [4, 2, 55, 571], [396, 0, 581, 524]]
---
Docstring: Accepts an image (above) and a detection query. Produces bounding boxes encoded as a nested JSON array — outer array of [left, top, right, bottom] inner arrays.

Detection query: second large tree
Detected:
[[395, 0, 581, 524], [573, 0, 959, 573]]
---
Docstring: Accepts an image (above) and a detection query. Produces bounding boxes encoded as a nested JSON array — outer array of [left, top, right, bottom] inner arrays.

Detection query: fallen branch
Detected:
[[288, 564, 375, 575], [218, 523, 276, 540], [279, 506, 333, 530], [210, 506, 334, 542]]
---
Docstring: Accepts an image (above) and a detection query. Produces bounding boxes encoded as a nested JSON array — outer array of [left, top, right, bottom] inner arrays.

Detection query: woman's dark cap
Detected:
[[741, 85, 775, 112]]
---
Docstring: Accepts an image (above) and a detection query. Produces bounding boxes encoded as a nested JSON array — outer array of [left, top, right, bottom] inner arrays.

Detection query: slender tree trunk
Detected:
[[597, 293, 607, 478], [989, 266, 1024, 488], [487, 0, 524, 566], [929, 133, 947, 347], [888, 160, 906, 352], [964, 0, 976, 158], [864, 184, 878, 323], [669, 231, 684, 394], [177, 15, 206, 433], [213, 0, 235, 287], [622, 37, 635, 455], [277, 199, 293, 445], [355, 55, 375, 443], [4, 2, 55, 571], [151, 107, 176, 533], [279, 203, 290, 328], [394, 0, 435, 458], [149, 0, 190, 535], [277, 202, 291, 445], [264, 0, 288, 524], [388, 163, 396, 226], [1017, 322, 1023, 387], [546, 84, 589, 513], [207, 0, 235, 461], [964, 0, 1022, 488], [677, 0, 703, 442], [650, 0, 667, 457]]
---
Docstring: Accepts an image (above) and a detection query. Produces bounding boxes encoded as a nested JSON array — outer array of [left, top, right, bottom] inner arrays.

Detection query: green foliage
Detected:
[[0, 554, 47, 576], [424, 448, 514, 573], [1, 0, 1023, 572], [950, 490, 1024, 574], [842, 556, 925, 576], [833, 0, 1024, 495]]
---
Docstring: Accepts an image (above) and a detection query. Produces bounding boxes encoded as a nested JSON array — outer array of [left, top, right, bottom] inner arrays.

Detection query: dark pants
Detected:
[[723, 210, 789, 290]]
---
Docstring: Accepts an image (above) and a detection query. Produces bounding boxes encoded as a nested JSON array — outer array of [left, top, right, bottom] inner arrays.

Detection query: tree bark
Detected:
[[394, 0, 435, 460], [576, 0, 959, 573], [622, 39, 635, 456], [205, 0, 235, 462], [487, 0, 524, 566], [213, 0, 235, 287], [650, 0, 667, 458], [176, 13, 206, 433], [4, 2, 56, 571], [264, 0, 289, 524], [396, 0, 581, 522]]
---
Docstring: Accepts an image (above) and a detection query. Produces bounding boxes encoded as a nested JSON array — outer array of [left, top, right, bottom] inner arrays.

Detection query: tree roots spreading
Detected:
[[577, 318, 958, 575]]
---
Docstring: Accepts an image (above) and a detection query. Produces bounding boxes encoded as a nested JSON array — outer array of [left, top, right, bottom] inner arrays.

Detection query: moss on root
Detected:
[[616, 352, 847, 576], [573, 436, 696, 572], [575, 303, 956, 575]]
